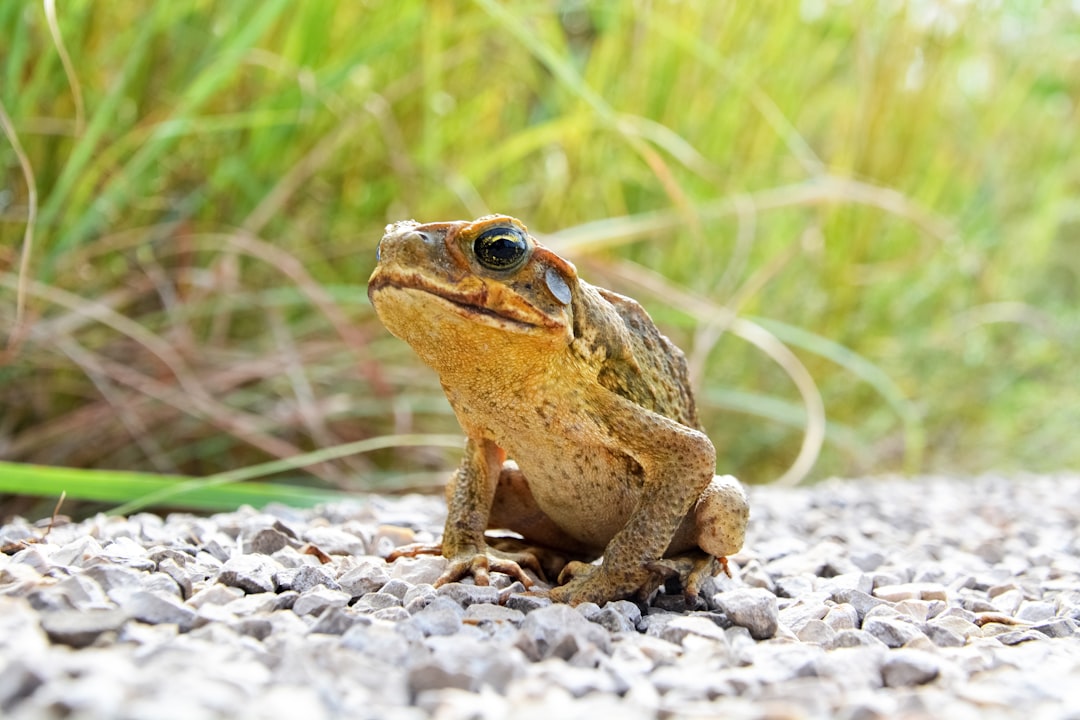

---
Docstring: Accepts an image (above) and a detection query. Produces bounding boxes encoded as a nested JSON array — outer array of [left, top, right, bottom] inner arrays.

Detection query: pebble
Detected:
[[336, 559, 391, 596], [292, 585, 351, 616], [125, 590, 197, 631], [713, 587, 779, 640], [881, 648, 940, 686], [1, 475, 1079, 719], [38, 607, 129, 647], [874, 581, 949, 602], [217, 554, 278, 594]]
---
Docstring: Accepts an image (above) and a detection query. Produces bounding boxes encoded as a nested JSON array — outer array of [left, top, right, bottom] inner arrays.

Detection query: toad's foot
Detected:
[[386, 542, 540, 588], [549, 563, 664, 606], [645, 551, 724, 601]]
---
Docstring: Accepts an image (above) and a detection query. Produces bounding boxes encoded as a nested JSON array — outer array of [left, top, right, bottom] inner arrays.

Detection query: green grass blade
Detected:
[[0, 461, 351, 512], [750, 316, 926, 473]]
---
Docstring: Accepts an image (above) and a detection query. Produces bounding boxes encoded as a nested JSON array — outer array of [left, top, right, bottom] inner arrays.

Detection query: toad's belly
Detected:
[[507, 441, 646, 551]]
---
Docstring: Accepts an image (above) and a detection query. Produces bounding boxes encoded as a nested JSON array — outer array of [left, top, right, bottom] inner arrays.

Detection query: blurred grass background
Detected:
[[1, 1, 1077, 517]]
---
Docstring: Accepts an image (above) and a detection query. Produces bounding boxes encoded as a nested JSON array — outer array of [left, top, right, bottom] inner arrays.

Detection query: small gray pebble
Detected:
[[156, 557, 193, 599], [408, 597, 465, 636], [39, 608, 129, 647], [84, 564, 145, 595], [403, 585, 439, 614], [712, 588, 779, 640], [243, 527, 290, 555], [997, 629, 1047, 645], [337, 561, 391, 597], [292, 586, 351, 617], [140, 572, 182, 599], [823, 603, 860, 631], [804, 645, 886, 689], [186, 583, 244, 608], [830, 588, 887, 621], [125, 590, 196, 631], [778, 596, 829, 633], [797, 619, 836, 645], [463, 604, 525, 626], [272, 590, 298, 610], [657, 615, 729, 645], [356, 591, 402, 610], [589, 606, 637, 634], [575, 601, 602, 620], [504, 593, 551, 614], [1033, 618, 1078, 638], [882, 649, 940, 687], [289, 565, 341, 594], [924, 622, 966, 648], [586, 599, 642, 633], [226, 591, 286, 616], [1016, 601, 1056, 623], [818, 572, 873, 595], [380, 578, 411, 599], [230, 617, 274, 640], [827, 629, 888, 649], [340, 623, 415, 666], [372, 606, 411, 622], [774, 574, 815, 599], [388, 555, 447, 585], [302, 527, 366, 556], [515, 604, 611, 660], [863, 616, 926, 648], [436, 582, 500, 608], [217, 555, 277, 594], [409, 635, 520, 695], [309, 606, 370, 635]]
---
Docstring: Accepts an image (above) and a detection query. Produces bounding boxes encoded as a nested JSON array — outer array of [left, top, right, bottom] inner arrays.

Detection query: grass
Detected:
[[1, 2, 1077, 518]]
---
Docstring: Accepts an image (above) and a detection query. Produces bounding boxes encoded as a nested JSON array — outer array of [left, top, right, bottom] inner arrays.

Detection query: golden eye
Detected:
[[473, 226, 529, 271]]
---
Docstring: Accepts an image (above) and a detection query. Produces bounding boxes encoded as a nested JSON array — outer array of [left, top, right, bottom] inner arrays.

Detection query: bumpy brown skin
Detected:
[[367, 215, 749, 605]]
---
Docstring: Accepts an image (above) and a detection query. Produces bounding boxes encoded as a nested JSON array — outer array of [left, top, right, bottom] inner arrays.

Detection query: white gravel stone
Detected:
[[864, 616, 928, 647], [874, 581, 949, 602], [516, 604, 611, 660], [217, 554, 278, 594], [125, 590, 196, 631], [823, 603, 860, 631], [882, 648, 941, 687], [292, 585, 351, 616], [389, 555, 448, 585], [713, 587, 779, 640], [656, 615, 730, 645]]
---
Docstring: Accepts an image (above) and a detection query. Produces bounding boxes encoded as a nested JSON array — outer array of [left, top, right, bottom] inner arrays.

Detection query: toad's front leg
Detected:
[[387, 437, 540, 587], [548, 393, 717, 606]]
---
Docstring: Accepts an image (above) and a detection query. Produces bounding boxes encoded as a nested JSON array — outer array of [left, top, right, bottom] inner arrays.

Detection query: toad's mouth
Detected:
[[368, 272, 553, 333]]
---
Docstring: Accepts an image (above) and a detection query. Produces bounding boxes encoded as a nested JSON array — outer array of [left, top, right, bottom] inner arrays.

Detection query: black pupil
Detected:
[[474, 228, 527, 270]]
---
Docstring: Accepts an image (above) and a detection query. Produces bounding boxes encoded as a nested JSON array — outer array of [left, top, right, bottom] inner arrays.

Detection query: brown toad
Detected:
[[367, 215, 748, 605]]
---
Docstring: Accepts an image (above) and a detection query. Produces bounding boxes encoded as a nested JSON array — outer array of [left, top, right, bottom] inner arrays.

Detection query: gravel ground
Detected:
[[2, 474, 1080, 719]]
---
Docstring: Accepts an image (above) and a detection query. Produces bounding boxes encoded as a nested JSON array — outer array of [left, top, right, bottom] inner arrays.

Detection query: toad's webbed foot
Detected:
[[646, 551, 726, 600], [548, 562, 661, 606], [387, 542, 541, 589]]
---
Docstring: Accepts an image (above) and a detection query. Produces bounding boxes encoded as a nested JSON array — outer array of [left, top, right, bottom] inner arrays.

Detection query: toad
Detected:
[[367, 215, 748, 605]]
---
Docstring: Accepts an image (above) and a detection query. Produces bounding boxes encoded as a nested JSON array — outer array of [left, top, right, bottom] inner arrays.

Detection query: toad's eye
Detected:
[[473, 226, 529, 271]]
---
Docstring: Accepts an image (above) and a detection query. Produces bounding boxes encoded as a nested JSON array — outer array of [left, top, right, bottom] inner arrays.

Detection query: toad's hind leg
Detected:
[[692, 474, 749, 560], [658, 474, 748, 600]]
